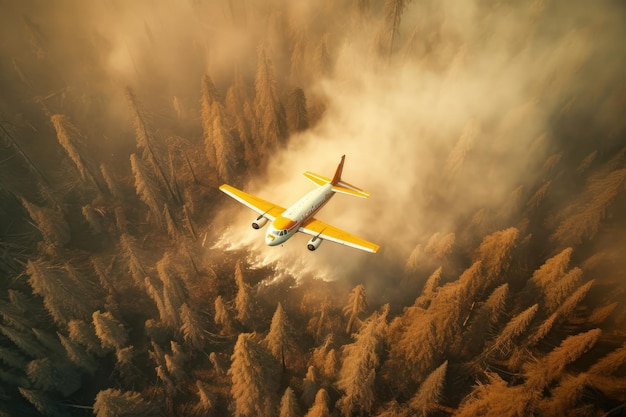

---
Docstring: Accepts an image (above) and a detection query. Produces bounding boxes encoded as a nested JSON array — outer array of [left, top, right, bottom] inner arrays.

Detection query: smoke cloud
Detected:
[[2, 0, 625, 300]]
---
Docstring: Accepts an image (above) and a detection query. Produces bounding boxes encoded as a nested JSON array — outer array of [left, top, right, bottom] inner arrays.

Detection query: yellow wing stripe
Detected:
[[299, 218, 380, 253], [219, 184, 285, 221]]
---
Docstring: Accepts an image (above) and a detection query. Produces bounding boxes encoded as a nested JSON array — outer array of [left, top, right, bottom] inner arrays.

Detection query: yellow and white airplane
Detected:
[[219, 156, 379, 253]]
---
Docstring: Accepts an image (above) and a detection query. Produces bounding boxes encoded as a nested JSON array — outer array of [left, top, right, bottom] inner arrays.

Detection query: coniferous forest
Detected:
[[1, 1, 626, 416]]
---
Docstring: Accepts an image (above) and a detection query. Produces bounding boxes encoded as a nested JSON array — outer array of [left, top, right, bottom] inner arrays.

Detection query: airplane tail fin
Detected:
[[302, 155, 371, 198]]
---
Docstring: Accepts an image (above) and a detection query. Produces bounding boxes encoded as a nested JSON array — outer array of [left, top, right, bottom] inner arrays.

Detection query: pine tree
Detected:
[[194, 380, 215, 415], [474, 227, 519, 286], [528, 280, 594, 346], [428, 282, 465, 350], [21, 199, 70, 247], [126, 87, 178, 205], [50, 114, 101, 190], [414, 267, 442, 308], [531, 248, 573, 287], [92, 311, 128, 350], [337, 308, 388, 416], [588, 342, 626, 377], [538, 373, 588, 417], [463, 284, 509, 356], [144, 276, 169, 326], [0, 325, 47, 358], [209, 352, 226, 376], [544, 267, 583, 313], [322, 349, 339, 382], [179, 303, 204, 350], [254, 45, 287, 152], [68, 319, 108, 356], [304, 389, 330, 417], [344, 284, 367, 334], [444, 119, 480, 178], [301, 366, 319, 407], [229, 333, 280, 417], [552, 168, 626, 246], [266, 303, 292, 371], [313, 36, 332, 77], [383, 307, 437, 394], [525, 328, 602, 391], [286, 88, 309, 133], [82, 204, 103, 234], [100, 163, 121, 198], [212, 111, 236, 183], [214, 295, 233, 334], [454, 372, 534, 417], [526, 180, 552, 211], [409, 360, 448, 416], [424, 232, 456, 260], [484, 304, 538, 358], [57, 332, 97, 374], [157, 254, 189, 327], [93, 388, 161, 417], [377, 0, 413, 58], [26, 357, 81, 396], [201, 74, 219, 171], [164, 341, 187, 380], [234, 261, 254, 326], [27, 259, 93, 325], [130, 153, 165, 226], [279, 387, 301, 417], [19, 388, 65, 417]]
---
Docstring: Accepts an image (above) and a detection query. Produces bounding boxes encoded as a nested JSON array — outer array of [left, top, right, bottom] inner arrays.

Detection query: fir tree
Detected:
[[337, 307, 388, 416], [344, 284, 367, 334], [266, 302, 292, 371], [92, 311, 128, 350], [229, 333, 280, 417], [409, 360, 448, 416], [304, 389, 330, 417], [525, 328, 602, 391], [279, 387, 301, 417], [93, 388, 162, 417], [234, 261, 254, 326]]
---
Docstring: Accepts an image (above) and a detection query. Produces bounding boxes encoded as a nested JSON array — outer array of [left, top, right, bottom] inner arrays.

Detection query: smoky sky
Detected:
[[2, 0, 625, 300]]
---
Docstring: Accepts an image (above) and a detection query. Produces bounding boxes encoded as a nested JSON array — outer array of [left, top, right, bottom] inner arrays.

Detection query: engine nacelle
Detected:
[[307, 236, 323, 251], [252, 216, 268, 230]]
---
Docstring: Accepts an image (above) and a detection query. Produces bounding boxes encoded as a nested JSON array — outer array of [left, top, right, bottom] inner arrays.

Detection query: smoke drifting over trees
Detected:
[[1, 0, 625, 416]]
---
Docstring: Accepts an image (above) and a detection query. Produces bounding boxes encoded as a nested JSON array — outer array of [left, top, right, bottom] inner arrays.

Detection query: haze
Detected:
[[0, 0, 625, 416]]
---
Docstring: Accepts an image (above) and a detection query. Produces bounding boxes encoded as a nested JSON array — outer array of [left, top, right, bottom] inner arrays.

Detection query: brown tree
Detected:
[[337, 307, 388, 416], [266, 302, 293, 371], [525, 328, 602, 391], [344, 284, 367, 334], [286, 88, 309, 133], [409, 360, 448, 417], [304, 389, 330, 417], [92, 311, 128, 350], [93, 388, 161, 417], [229, 333, 280, 417], [234, 261, 254, 326], [552, 168, 626, 247], [280, 387, 301, 417]]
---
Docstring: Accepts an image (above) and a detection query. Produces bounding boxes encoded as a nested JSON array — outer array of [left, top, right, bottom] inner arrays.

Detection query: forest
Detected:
[[0, 0, 625, 416]]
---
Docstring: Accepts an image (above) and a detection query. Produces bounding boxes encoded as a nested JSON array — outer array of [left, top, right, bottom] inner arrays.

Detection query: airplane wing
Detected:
[[299, 217, 380, 253], [219, 184, 285, 221]]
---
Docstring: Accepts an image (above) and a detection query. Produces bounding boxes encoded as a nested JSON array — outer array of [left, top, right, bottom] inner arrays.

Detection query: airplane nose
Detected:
[[266, 233, 276, 246]]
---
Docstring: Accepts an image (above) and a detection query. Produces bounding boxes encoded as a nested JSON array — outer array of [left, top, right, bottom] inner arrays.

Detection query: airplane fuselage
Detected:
[[265, 183, 334, 246]]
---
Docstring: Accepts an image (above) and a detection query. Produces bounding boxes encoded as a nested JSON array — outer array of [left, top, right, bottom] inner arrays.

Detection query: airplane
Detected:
[[219, 155, 380, 253]]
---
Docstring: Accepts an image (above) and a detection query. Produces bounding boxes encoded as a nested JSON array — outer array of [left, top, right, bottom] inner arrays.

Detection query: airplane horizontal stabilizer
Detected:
[[332, 181, 371, 198], [303, 171, 331, 187]]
